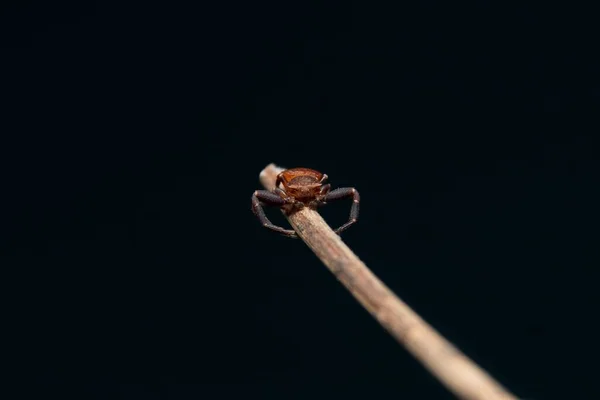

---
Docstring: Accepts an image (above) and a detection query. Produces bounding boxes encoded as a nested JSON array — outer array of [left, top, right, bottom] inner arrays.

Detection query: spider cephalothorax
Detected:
[[252, 167, 360, 238]]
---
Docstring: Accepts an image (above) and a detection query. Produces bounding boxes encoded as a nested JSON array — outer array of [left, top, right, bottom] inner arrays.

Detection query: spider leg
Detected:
[[322, 187, 360, 234], [308, 184, 331, 208], [251, 190, 297, 238]]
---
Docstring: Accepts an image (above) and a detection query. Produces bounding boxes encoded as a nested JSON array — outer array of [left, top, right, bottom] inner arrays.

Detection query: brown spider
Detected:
[[251, 167, 360, 237]]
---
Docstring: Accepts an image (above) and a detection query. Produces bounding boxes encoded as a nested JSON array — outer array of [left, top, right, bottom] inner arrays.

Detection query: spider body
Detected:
[[276, 167, 328, 203], [252, 167, 360, 237]]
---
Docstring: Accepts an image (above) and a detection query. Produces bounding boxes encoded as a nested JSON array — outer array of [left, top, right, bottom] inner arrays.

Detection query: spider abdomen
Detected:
[[289, 175, 319, 186]]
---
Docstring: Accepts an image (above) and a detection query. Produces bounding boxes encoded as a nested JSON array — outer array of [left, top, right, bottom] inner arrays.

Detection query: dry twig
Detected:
[[259, 163, 518, 400]]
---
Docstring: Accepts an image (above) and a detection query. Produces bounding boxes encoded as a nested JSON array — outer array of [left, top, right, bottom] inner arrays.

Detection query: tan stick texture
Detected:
[[259, 163, 518, 400]]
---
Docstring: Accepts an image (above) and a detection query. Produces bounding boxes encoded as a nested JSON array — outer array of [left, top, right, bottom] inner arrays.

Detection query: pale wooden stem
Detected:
[[259, 163, 518, 400]]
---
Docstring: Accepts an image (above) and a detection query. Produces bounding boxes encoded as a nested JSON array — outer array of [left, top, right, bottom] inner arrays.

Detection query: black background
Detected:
[[2, 1, 599, 399]]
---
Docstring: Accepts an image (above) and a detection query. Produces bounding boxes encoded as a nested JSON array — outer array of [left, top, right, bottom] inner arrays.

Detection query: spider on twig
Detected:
[[251, 167, 360, 238]]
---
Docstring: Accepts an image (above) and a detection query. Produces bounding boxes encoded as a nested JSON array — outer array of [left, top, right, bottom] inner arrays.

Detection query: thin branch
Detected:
[[259, 163, 518, 400]]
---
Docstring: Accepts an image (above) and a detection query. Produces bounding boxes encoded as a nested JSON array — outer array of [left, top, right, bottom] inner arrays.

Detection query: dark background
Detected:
[[2, 1, 599, 399]]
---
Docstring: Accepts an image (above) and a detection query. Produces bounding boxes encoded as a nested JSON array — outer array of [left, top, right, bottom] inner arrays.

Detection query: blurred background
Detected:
[[2, 1, 598, 399]]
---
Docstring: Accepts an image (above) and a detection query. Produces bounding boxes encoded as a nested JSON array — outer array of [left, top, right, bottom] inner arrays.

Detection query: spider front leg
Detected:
[[322, 187, 360, 234], [251, 190, 297, 238]]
